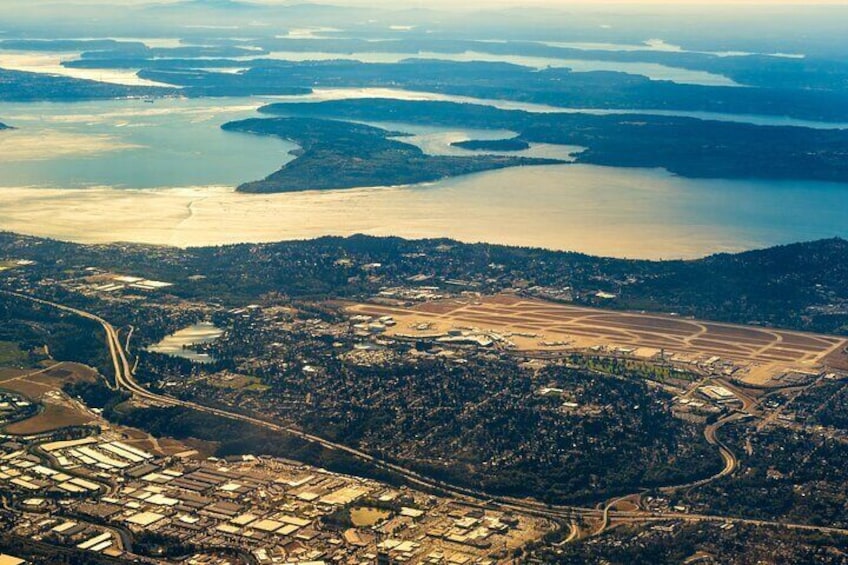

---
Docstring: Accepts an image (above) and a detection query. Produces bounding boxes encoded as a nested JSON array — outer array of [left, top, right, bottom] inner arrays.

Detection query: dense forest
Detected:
[[2, 233, 847, 335], [133, 58, 848, 121], [258, 98, 848, 183], [0, 68, 173, 102], [222, 117, 559, 192]]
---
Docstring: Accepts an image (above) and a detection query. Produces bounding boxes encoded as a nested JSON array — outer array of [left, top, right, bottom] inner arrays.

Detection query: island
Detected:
[[135, 59, 848, 122], [259, 98, 848, 183], [221, 116, 564, 193], [451, 137, 531, 151], [0, 68, 176, 102]]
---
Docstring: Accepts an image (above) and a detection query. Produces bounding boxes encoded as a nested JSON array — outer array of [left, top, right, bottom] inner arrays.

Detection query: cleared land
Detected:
[[5, 400, 94, 434], [0, 362, 99, 434], [348, 295, 848, 385]]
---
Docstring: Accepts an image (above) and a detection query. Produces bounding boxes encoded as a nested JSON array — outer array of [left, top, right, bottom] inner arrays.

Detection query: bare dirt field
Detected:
[[5, 401, 95, 434], [348, 295, 848, 385], [1, 362, 99, 434], [0, 362, 97, 396], [0, 368, 26, 380], [1, 362, 204, 455]]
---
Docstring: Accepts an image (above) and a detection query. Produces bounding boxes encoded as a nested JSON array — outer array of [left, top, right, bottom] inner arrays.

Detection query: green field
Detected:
[[207, 372, 270, 392], [0, 341, 29, 367]]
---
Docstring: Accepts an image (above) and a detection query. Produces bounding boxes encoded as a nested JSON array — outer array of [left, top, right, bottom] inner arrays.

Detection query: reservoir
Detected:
[[147, 322, 224, 363]]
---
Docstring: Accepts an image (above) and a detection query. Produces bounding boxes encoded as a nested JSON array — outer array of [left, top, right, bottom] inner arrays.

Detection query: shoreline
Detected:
[[0, 177, 784, 261]]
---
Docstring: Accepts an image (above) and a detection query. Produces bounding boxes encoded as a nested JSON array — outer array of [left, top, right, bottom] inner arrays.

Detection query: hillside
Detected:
[[221, 117, 563, 193], [260, 99, 848, 184], [1, 233, 847, 335], [617, 238, 848, 333], [452, 137, 530, 151], [0, 68, 175, 102]]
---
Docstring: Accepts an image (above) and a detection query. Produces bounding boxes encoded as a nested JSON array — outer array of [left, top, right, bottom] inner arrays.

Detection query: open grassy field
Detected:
[[348, 295, 848, 385], [0, 341, 28, 367], [0, 362, 206, 456], [0, 362, 97, 397], [206, 371, 270, 392]]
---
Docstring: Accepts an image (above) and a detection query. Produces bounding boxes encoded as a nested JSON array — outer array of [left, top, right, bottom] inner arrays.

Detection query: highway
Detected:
[[659, 412, 741, 495], [0, 290, 597, 522], [595, 494, 637, 536], [7, 289, 848, 544]]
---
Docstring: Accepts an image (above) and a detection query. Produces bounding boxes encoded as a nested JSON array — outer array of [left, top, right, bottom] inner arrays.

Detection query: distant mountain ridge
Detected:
[[182, 0, 254, 9], [162, 0, 359, 16]]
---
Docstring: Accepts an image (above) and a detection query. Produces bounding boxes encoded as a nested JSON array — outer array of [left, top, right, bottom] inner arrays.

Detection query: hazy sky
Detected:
[[320, 0, 848, 3], [16, 0, 848, 5], [7, 0, 848, 18]]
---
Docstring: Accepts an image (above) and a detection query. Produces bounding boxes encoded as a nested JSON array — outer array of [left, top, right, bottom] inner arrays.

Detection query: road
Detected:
[[757, 374, 826, 432], [659, 412, 742, 495], [595, 494, 637, 536], [0, 290, 598, 521], [7, 289, 848, 543]]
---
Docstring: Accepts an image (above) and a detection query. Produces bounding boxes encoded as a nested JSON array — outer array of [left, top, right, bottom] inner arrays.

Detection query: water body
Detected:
[[1, 165, 846, 259], [368, 122, 583, 161], [276, 28, 343, 40], [0, 50, 175, 87], [147, 322, 224, 363], [0, 36, 787, 89], [0, 98, 294, 188], [539, 39, 805, 59], [257, 50, 739, 87], [285, 87, 848, 130], [1, 96, 847, 259]]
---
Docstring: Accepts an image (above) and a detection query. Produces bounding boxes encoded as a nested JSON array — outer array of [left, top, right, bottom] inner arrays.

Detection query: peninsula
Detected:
[[260, 99, 848, 183], [222, 116, 563, 193]]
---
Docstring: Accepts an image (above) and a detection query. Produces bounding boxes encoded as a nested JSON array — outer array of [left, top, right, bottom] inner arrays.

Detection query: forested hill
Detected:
[[221, 116, 562, 193], [617, 238, 848, 333], [0, 233, 847, 335], [0, 68, 175, 102], [259, 98, 848, 184]]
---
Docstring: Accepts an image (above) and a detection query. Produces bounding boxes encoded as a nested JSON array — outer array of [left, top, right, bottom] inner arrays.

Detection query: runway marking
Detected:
[[348, 296, 848, 381]]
